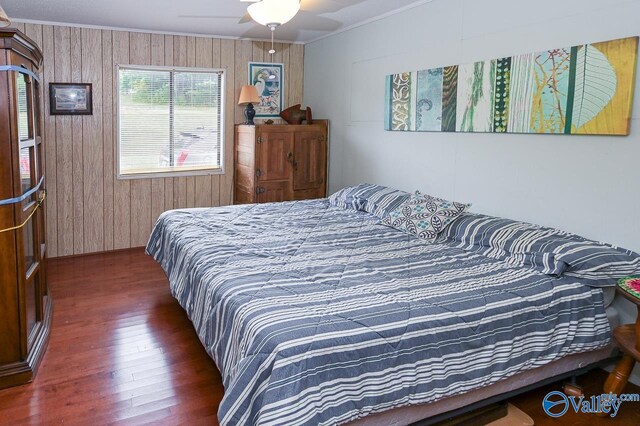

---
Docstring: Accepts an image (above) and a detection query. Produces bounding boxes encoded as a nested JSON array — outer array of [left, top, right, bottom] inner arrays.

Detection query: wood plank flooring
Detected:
[[0, 248, 638, 425], [0, 248, 222, 424], [509, 368, 640, 425]]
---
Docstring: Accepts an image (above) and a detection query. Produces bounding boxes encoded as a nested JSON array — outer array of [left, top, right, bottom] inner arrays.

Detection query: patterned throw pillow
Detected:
[[382, 194, 470, 243]]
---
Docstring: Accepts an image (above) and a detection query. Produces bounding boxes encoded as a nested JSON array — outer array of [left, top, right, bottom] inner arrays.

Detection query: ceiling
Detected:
[[3, 0, 424, 43]]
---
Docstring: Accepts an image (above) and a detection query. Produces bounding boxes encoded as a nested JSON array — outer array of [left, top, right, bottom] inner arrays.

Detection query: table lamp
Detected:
[[239, 85, 260, 125]]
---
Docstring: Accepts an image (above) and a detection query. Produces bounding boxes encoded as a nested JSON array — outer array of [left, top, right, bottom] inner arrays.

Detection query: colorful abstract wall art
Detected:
[[384, 36, 638, 135]]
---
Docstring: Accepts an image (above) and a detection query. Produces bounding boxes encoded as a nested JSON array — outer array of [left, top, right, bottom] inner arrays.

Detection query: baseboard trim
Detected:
[[49, 246, 147, 261]]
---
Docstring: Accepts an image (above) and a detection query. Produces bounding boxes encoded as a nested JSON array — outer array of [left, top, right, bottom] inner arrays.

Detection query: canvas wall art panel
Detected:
[[384, 36, 638, 136], [248, 62, 284, 118]]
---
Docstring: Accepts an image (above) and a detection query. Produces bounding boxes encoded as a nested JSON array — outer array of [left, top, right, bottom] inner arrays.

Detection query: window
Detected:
[[117, 65, 225, 178]]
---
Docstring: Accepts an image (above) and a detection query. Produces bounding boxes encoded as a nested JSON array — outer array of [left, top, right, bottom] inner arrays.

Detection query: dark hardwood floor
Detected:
[[0, 248, 222, 425], [0, 248, 638, 425], [509, 368, 640, 425]]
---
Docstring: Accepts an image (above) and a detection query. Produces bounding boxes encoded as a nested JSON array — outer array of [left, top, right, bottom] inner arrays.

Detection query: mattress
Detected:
[[146, 200, 612, 426], [347, 326, 617, 425]]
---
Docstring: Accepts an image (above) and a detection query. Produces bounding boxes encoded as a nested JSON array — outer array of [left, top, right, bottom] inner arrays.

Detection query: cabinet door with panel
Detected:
[[256, 181, 291, 204], [292, 131, 327, 192], [256, 131, 293, 181]]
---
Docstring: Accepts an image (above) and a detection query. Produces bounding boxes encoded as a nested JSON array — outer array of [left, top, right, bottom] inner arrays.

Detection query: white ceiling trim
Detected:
[[11, 0, 435, 46], [305, 0, 435, 44], [10, 17, 305, 45]]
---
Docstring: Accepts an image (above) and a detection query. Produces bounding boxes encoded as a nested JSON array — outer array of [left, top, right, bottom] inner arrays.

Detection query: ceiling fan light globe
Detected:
[[247, 0, 300, 26]]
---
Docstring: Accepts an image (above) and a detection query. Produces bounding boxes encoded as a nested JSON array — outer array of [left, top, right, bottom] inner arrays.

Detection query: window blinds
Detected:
[[118, 66, 224, 177]]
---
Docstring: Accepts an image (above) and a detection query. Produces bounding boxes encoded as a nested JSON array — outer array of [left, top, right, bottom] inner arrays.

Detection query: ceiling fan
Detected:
[[242, 0, 301, 52], [180, 0, 364, 61], [181, 0, 366, 30], [238, 0, 364, 25]]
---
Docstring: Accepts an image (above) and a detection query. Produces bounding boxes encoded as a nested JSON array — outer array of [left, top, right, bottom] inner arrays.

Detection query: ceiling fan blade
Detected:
[[286, 11, 342, 31], [178, 15, 242, 19], [299, 0, 366, 14], [238, 12, 253, 24]]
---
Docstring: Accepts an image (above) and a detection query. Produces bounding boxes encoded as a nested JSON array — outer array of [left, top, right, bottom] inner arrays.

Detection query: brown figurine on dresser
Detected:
[[0, 28, 52, 389], [234, 120, 328, 204]]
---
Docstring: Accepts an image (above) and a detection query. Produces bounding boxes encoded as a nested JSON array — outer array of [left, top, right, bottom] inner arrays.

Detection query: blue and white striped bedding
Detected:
[[441, 213, 640, 287], [146, 199, 611, 426]]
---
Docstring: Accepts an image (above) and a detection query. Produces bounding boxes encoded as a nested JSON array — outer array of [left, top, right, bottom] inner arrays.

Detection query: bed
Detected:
[[146, 185, 637, 426]]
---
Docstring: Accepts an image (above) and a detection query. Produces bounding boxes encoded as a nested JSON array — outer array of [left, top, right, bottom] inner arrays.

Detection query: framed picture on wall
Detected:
[[49, 83, 93, 115], [248, 62, 284, 118]]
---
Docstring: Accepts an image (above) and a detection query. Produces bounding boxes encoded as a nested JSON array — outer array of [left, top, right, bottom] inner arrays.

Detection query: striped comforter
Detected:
[[146, 199, 611, 425]]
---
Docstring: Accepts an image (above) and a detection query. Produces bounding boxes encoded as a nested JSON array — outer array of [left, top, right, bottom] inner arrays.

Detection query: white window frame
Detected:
[[116, 64, 226, 180]]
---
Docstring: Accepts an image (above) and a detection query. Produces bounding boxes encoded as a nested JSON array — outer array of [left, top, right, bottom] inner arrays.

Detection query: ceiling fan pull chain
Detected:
[[268, 26, 277, 79], [269, 25, 276, 55]]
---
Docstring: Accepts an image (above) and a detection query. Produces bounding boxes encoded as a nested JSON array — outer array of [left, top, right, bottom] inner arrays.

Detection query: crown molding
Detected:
[[9, 17, 305, 44], [11, 0, 436, 46]]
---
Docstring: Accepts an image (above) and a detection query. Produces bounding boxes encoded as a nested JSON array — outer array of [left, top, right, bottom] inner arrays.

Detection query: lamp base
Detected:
[[244, 103, 256, 125]]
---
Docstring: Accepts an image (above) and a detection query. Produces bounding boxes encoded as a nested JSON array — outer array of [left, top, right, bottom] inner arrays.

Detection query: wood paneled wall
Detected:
[[12, 23, 304, 258]]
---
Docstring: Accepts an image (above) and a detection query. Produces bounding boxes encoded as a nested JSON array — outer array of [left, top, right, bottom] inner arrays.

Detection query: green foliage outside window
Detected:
[[119, 71, 217, 107]]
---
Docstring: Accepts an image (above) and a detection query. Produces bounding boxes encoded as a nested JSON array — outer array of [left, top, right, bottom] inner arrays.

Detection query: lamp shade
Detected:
[[0, 6, 10, 28], [247, 0, 300, 26], [238, 85, 260, 105]]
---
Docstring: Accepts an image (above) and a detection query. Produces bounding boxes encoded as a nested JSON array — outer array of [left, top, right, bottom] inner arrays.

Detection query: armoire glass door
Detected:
[[16, 69, 43, 347]]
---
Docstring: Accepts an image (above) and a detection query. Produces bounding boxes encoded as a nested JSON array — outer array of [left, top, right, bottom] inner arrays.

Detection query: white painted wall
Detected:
[[304, 0, 640, 384]]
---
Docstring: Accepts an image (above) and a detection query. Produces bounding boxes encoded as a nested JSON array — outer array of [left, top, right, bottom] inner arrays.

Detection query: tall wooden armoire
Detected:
[[234, 120, 328, 204], [0, 28, 51, 389]]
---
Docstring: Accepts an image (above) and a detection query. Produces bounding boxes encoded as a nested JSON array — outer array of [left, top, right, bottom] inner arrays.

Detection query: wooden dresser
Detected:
[[234, 120, 328, 204], [0, 28, 51, 389]]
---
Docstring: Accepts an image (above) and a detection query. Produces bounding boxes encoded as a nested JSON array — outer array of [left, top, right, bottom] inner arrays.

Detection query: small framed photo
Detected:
[[49, 83, 93, 115]]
